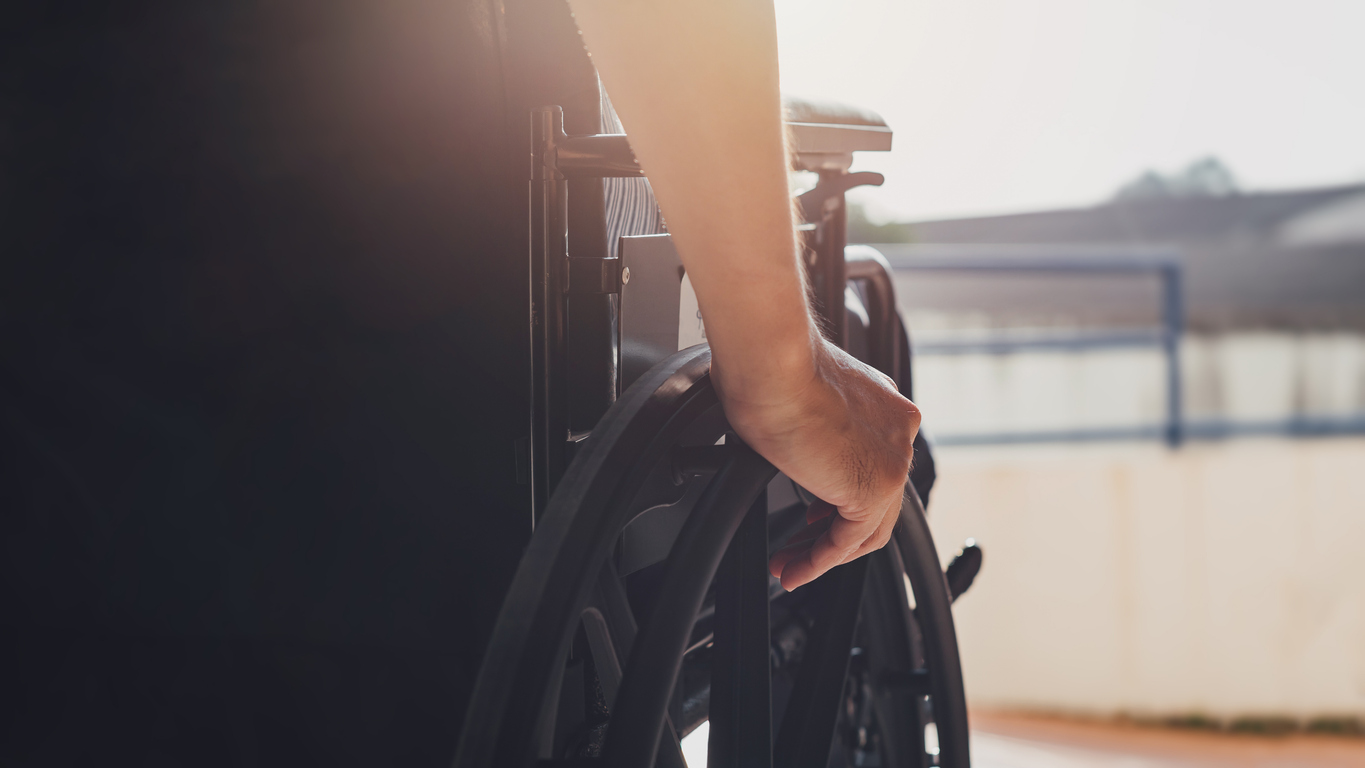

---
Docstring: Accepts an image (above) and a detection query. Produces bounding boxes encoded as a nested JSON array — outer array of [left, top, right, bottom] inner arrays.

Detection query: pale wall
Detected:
[[910, 332, 1365, 438], [925, 438, 1365, 720]]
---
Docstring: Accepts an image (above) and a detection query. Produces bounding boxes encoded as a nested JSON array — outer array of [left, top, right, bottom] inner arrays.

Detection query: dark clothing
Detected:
[[1, 2, 595, 763]]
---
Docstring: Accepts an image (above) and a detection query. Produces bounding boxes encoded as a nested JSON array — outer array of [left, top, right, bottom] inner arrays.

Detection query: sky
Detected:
[[774, 0, 1365, 222]]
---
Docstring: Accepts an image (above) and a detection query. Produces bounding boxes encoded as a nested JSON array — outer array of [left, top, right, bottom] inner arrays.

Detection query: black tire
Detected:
[[453, 346, 968, 768]]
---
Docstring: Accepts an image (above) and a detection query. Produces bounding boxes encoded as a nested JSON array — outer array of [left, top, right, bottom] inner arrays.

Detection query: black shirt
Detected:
[[1, 2, 595, 763]]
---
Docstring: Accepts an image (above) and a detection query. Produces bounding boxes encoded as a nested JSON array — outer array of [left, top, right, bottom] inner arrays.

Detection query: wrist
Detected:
[[711, 323, 827, 413]]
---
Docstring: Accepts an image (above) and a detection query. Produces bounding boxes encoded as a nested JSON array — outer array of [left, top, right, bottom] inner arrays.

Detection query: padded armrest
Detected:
[[783, 95, 888, 128], [782, 94, 892, 172]]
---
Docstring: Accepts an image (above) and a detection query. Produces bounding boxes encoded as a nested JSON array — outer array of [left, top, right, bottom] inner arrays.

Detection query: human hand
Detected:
[[715, 337, 920, 591]]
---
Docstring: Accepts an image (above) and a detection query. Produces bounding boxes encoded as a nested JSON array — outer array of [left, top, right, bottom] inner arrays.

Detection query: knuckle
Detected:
[[895, 402, 921, 456], [905, 400, 922, 430]]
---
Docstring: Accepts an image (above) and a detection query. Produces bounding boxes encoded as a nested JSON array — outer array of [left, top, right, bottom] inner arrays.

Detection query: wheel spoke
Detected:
[[863, 545, 929, 765], [602, 449, 776, 768], [707, 492, 772, 768], [773, 557, 870, 768], [584, 568, 688, 768], [582, 608, 625, 707], [585, 562, 639, 699]]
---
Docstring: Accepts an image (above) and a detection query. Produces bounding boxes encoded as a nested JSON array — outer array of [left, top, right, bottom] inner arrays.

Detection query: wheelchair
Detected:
[[454, 99, 980, 768], [3, 4, 979, 764]]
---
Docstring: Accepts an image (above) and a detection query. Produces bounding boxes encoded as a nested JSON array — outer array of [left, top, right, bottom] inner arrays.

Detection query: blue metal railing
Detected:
[[878, 245, 1186, 447]]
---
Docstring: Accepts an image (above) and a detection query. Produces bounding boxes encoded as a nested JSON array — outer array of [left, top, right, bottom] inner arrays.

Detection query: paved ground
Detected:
[[971, 711, 1365, 768], [680, 712, 1365, 766]]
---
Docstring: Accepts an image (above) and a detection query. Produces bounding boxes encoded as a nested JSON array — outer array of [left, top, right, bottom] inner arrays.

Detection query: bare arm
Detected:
[[570, 0, 920, 589]]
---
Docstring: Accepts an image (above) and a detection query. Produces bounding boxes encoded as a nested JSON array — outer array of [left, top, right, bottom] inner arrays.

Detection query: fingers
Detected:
[[806, 512, 877, 571], [775, 520, 859, 591], [768, 513, 832, 577], [844, 491, 902, 563], [774, 507, 876, 590], [769, 490, 905, 590], [765, 499, 841, 579], [806, 498, 835, 524]]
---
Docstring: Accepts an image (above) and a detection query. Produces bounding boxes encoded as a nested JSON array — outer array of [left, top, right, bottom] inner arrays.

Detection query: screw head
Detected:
[[620, 266, 631, 286]]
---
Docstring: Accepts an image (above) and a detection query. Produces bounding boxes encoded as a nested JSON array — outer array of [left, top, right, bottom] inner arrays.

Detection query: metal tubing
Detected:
[[707, 492, 772, 768], [529, 107, 571, 522], [557, 134, 643, 178], [845, 249, 899, 376], [772, 557, 869, 768], [529, 107, 553, 525], [530, 112, 652, 528]]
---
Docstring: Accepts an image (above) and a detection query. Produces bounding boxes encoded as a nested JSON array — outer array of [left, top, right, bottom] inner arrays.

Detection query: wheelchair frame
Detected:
[[526, 104, 900, 521], [459, 101, 973, 768]]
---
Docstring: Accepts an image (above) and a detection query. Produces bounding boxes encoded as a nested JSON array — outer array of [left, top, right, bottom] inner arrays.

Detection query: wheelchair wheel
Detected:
[[453, 346, 969, 768]]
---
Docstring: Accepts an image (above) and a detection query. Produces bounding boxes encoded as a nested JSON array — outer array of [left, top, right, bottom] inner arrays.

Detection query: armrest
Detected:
[[782, 94, 893, 173], [534, 96, 893, 179]]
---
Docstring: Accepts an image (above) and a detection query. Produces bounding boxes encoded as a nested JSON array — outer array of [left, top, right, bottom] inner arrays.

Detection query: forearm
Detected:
[[571, 0, 921, 589], [567, 0, 817, 402]]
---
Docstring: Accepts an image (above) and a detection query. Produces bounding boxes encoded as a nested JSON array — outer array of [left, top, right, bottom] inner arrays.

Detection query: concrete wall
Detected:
[[910, 332, 1365, 441], [925, 438, 1365, 720]]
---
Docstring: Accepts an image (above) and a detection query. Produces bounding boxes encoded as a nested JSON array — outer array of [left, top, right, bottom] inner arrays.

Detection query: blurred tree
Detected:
[[847, 202, 915, 243], [1114, 156, 1240, 201]]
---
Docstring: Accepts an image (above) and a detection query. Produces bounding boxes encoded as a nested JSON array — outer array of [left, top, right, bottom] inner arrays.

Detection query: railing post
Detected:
[[1162, 262, 1185, 448], [880, 247, 1188, 447]]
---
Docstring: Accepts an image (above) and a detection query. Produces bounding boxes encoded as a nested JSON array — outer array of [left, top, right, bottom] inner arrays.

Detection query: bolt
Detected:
[[620, 266, 631, 286]]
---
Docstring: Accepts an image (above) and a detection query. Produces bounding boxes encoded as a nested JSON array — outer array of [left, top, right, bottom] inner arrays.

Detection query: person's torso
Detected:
[[1, 2, 607, 763]]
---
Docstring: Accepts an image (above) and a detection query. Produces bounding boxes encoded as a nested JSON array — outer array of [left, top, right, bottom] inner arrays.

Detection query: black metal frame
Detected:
[[454, 346, 968, 768], [496, 102, 971, 768], [528, 106, 898, 521]]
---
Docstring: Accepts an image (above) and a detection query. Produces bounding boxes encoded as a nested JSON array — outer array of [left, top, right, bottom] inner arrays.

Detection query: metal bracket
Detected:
[[565, 256, 623, 294], [797, 171, 885, 224], [671, 444, 735, 485]]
